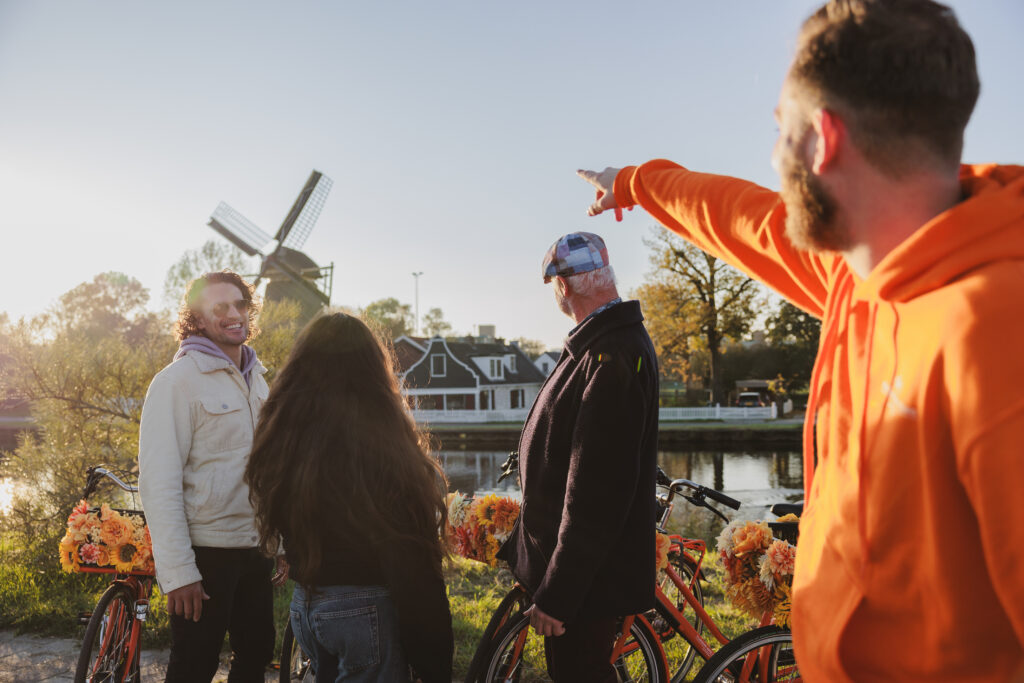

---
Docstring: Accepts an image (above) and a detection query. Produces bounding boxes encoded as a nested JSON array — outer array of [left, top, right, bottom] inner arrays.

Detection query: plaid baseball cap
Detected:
[[542, 232, 610, 283]]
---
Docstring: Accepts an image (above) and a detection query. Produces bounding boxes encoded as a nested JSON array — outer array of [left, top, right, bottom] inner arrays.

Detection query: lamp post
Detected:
[[412, 272, 423, 335]]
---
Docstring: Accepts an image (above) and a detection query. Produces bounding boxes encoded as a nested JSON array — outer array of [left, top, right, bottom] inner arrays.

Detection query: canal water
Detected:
[[441, 447, 804, 525]]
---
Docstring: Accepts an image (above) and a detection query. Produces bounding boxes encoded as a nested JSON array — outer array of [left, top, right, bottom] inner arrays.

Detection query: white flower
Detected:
[[716, 520, 743, 557], [758, 554, 775, 591], [447, 492, 472, 528]]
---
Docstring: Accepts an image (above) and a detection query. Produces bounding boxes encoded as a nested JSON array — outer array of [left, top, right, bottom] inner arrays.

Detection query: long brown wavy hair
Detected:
[[245, 312, 447, 582], [175, 270, 261, 342]]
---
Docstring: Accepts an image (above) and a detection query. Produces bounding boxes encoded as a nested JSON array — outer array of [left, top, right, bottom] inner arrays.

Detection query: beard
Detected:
[[779, 150, 849, 252]]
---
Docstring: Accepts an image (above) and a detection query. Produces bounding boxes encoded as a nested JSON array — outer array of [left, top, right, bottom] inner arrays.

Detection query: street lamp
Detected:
[[412, 272, 423, 336]]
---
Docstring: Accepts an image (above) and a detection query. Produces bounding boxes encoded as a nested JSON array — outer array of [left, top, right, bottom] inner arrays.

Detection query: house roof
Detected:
[[398, 336, 546, 389]]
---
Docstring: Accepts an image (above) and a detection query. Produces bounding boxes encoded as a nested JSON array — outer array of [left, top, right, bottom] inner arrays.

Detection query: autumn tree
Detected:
[[639, 229, 764, 404], [421, 307, 452, 338], [0, 273, 176, 570], [362, 298, 413, 339]]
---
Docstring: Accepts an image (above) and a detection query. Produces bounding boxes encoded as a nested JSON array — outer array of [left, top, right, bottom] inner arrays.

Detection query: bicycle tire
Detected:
[[479, 612, 668, 682], [691, 625, 798, 683], [464, 584, 531, 682], [650, 552, 705, 683], [74, 583, 139, 683], [279, 617, 314, 682]]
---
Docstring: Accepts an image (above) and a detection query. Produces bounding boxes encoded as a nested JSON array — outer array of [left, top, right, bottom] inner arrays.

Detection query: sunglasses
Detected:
[[208, 299, 250, 317]]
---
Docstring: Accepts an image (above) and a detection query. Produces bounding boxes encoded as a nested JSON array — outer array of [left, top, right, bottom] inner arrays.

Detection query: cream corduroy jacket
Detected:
[[138, 349, 269, 593]]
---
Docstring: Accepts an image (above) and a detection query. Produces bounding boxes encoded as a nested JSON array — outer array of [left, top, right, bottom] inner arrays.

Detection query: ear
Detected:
[[554, 276, 570, 296], [810, 108, 844, 174]]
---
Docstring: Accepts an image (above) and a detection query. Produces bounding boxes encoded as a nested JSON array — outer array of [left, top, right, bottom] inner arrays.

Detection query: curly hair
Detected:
[[174, 270, 261, 342]]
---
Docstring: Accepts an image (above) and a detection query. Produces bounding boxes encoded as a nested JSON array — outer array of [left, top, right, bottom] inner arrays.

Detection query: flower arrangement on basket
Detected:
[[444, 492, 520, 567], [716, 516, 798, 627], [58, 500, 155, 575]]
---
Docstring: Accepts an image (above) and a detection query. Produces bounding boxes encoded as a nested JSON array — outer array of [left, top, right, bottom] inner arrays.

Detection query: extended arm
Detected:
[[580, 161, 837, 318]]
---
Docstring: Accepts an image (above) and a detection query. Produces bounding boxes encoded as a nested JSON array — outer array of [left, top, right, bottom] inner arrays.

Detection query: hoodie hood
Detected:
[[856, 164, 1024, 302]]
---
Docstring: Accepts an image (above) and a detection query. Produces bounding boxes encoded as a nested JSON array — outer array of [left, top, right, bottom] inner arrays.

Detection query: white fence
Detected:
[[413, 399, 793, 424]]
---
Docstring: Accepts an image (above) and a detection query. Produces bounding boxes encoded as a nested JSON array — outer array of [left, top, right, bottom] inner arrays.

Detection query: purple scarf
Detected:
[[174, 336, 258, 388]]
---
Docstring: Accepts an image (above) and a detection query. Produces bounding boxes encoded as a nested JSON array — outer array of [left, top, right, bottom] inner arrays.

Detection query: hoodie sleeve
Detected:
[[138, 370, 202, 594], [614, 160, 837, 318]]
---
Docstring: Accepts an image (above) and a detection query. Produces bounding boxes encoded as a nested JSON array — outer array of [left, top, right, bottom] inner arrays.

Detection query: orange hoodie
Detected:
[[614, 161, 1024, 682]]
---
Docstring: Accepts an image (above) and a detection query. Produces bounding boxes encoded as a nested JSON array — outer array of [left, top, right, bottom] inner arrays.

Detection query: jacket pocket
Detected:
[[196, 396, 250, 453]]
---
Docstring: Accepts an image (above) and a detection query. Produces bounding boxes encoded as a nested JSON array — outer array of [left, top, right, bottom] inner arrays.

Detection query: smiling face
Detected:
[[771, 76, 847, 253], [194, 282, 250, 351]]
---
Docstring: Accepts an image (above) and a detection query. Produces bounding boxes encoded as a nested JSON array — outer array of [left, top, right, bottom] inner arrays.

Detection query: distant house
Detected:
[[534, 350, 561, 376], [395, 334, 545, 417]]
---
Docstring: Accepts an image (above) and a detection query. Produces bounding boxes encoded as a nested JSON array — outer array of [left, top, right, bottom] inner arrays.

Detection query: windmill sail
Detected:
[[275, 170, 333, 250], [208, 202, 277, 256]]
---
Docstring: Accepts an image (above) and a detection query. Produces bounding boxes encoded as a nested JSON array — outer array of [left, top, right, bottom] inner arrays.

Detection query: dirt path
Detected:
[[0, 629, 278, 682]]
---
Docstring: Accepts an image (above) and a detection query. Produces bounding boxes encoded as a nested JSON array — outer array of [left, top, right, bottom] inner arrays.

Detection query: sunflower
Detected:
[[113, 543, 138, 573], [474, 494, 502, 527], [773, 582, 793, 628], [58, 533, 80, 573]]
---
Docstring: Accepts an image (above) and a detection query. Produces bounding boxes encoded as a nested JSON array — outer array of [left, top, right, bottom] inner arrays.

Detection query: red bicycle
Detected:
[[72, 466, 155, 683]]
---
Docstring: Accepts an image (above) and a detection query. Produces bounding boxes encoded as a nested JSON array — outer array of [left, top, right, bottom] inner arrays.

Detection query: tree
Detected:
[[512, 337, 548, 360], [361, 298, 413, 339], [162, 240, 252, 307], [421, 307, 452, 338], [1, 273, 176, 570], [639, 229, 764, 404], [249, 299, 302, 383], [766, 300, 821, 391]]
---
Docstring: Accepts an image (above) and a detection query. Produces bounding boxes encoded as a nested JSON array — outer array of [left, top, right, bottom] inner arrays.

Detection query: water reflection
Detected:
[[438, 448, 803, 519]]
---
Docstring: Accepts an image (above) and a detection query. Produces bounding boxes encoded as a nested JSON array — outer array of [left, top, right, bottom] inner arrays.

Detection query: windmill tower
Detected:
[[207, 170, 334, 324]]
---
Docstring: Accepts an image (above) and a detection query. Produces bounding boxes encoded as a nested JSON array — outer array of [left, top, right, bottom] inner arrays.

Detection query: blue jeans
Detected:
[[290, 584, 409, 683]]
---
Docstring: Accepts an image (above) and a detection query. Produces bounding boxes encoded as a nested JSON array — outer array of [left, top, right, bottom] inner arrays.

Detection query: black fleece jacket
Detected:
[[497, 300, 659, 622]]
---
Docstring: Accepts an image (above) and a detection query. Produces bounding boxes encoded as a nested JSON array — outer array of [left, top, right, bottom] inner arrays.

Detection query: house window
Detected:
[[489, 358, 503, 379], [508, 355, 517, 372], [430, 354, 446, 377], [510, 388, 525, 409]]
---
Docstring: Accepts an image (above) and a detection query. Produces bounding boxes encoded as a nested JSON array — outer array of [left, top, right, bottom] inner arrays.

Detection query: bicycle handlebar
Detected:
[[656, 466, 741, 510], [82, 466, 139, 500]]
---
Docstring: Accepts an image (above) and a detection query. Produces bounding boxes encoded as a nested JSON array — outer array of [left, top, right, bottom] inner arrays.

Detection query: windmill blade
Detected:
[[275, 170, 333, 251], [208, 202, 277, 257]]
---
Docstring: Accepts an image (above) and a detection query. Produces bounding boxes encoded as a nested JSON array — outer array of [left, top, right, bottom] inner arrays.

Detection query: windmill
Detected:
[[207, 170, 334, 323]]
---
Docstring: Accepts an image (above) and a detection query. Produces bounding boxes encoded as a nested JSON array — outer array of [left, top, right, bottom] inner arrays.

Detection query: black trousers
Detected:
[[544, 616, 619, 683], [165, 547, 275, 683]]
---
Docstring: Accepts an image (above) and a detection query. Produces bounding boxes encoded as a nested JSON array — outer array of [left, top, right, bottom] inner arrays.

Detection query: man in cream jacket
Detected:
[[139, 271, 277, 682]]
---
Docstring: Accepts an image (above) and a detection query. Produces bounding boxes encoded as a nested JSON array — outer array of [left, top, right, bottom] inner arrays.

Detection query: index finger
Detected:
[[576, 168, 602, 188]]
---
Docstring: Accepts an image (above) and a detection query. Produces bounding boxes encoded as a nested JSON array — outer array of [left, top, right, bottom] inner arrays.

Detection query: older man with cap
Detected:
[[496, 232, 660, 682]]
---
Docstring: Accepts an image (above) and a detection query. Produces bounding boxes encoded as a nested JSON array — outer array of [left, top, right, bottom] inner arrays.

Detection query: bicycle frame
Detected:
[[86, 574, 151, 683]]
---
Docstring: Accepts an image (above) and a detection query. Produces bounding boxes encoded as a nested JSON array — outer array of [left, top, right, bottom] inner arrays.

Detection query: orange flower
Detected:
[[655, 532, 673, 571], [730, 521, 773, 558], [491, 498, 520, 534], [94, 546, 111, 568], [67, 504, 101, 544], [99, 512, 133, 548]]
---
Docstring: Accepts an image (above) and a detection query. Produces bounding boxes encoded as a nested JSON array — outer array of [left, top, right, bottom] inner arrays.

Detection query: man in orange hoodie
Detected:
[[579, 0, 1024, 680]]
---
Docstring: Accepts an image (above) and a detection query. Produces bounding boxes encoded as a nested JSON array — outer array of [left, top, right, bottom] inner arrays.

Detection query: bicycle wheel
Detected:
[[692, 626, 798, 683], [480, 612, 668, 682], [279, 616, 313, 682], [649, 552, 705, 682], [464, 585, 531, 682], [74, 583, 139, 683]]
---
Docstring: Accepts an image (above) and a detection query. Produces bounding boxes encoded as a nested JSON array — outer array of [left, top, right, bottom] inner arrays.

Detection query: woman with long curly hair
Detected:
[[245, 313, 452, 682]]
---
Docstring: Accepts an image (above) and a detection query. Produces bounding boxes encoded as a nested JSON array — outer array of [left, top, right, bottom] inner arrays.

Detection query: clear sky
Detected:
[[1, 1, 1021, 349]]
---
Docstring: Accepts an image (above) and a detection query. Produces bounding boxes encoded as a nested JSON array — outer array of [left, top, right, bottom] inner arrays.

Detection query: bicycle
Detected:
[[71, 466, 155, 683], [690, 502, 803, 683], [465, 469, 747, 683]]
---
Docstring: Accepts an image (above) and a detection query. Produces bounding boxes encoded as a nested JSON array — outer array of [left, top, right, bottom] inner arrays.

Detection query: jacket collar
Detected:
[[563, 300, 643, 360], [182, 348, 267, 377]]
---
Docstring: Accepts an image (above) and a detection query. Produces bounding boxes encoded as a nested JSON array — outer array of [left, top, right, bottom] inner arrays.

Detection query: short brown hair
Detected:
[[791, 0, 979, 174], [174, 270, 261, 342]]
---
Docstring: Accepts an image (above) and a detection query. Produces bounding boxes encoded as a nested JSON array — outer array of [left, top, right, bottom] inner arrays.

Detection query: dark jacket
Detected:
[[497, 300, 659, 622]]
